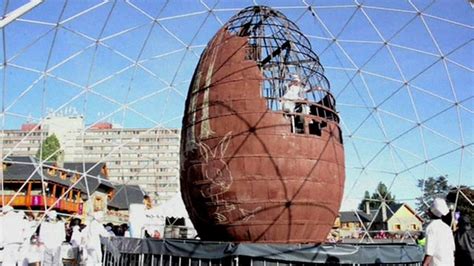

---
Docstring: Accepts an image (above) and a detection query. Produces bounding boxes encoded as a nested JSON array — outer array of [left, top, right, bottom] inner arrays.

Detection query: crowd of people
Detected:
[[0, 207, 129, 266], [0, 197, 472, 266]]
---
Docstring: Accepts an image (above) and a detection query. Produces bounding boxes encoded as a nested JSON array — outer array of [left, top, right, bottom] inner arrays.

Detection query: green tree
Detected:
[[36, 134, 63, 162], [416, 176, 451, 219], [358, 182, 396, 211], [446, 186, 474, 225]]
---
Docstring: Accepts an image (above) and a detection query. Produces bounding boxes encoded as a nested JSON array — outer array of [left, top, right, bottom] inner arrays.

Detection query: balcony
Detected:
[[0, 195, 83, 214]]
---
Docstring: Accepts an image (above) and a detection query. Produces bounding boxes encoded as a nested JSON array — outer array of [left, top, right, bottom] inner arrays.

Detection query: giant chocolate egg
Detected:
[[180, 6, 345, 243]]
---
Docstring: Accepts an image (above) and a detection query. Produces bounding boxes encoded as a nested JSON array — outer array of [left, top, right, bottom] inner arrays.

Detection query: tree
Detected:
[[36, 134, 63, 162], [358, 182, 396, 211], [416, 176, 451, 220], [446, 186, 474, 225]]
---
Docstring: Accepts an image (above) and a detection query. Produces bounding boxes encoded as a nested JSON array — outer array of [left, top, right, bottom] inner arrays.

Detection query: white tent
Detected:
[[157, 192, 197, 239], [130, 192, 197, 238], [158, 192, 190, 218]]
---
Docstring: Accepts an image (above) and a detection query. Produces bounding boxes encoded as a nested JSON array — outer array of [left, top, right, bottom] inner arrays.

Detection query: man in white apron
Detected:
[[281, 74, 309, 114], [82, 211, 109, 266], [39, 210, 66, 266], [2, 206, 28, 265], [423, 198, 455, 266]]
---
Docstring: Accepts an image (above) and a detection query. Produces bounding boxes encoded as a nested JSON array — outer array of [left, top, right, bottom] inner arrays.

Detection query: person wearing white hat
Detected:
[[1, 205, 29, 265], [39, 210, 66, 266], [21, 214, 43, 266], [281, 74, 307, 113], [422, 198, 455, 266], [281, 74, 311, 133], [82, 211, 109, 266]]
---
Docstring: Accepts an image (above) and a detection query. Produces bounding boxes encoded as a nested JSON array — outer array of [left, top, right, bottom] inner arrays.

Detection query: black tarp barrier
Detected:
[[101, 237, 424, 265]]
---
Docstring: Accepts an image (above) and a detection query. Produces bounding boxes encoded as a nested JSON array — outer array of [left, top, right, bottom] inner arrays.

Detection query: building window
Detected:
[[410, 224, 418, 230], [60, 171, 67, 180], [393, 224, 401, 231]]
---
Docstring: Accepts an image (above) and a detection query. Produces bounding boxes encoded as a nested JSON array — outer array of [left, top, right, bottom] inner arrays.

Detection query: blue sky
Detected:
[[1, 0, 472, 210]]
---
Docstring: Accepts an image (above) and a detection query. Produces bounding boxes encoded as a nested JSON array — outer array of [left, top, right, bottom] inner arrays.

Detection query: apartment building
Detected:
[[1, 114, 180, 205]]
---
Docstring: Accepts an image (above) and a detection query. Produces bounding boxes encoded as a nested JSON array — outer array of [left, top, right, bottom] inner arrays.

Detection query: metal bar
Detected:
[[259, 40, 290, 66], [103, 242, 108, 265], [0, 0, 43, 28]]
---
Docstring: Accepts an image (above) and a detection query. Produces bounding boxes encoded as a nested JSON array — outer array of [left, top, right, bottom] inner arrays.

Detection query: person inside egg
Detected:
[[281, 74, 311, 133], [281, 74, 308, 114]]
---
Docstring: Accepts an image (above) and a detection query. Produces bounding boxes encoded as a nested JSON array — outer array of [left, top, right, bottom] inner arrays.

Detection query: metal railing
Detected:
[[100, 238, 424, 266]]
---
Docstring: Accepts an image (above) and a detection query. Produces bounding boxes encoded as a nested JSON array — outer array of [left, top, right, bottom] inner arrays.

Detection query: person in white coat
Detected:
[[281, 74, 312, 133], [423, 198, 455, 266], [20, 214, 43, 266], [69, 218, 83, 248], [66, 218, 83, 264], [82, 211, 109, 266], [39, 210, 66, 266], [281, 74, 310, 114], [1, 206, 28, 266]]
